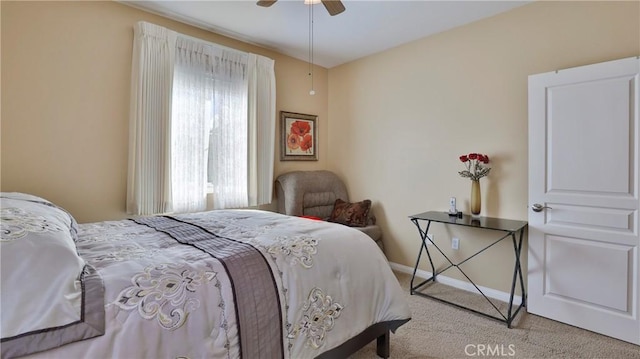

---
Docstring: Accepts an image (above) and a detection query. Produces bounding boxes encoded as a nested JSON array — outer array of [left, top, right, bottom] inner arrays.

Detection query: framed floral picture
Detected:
[[280, 111, 318, 161]]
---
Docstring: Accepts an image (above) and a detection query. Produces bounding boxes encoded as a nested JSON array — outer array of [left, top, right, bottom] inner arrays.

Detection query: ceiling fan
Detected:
[[257, 0, 346, 16]]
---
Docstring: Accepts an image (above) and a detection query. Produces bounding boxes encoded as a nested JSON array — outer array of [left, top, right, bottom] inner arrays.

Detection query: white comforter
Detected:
[[20, 209, 410, 359]]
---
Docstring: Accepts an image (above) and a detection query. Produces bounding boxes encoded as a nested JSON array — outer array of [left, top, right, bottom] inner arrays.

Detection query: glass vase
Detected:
[[470, 179, 481, 217]]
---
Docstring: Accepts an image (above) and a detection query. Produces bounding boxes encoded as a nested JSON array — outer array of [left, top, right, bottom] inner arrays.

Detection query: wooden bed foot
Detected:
[[376, 330, 390, 358]]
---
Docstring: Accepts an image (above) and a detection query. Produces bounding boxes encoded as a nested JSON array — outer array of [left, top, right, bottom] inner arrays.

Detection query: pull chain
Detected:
[[308, 3, 315, 96]]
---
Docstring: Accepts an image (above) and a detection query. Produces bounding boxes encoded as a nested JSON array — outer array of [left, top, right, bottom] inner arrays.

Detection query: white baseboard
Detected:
[[389, 261, 522, 306]]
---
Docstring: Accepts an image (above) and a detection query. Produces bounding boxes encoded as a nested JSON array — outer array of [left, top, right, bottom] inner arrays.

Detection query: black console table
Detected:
[[409, 211, 528, 327]]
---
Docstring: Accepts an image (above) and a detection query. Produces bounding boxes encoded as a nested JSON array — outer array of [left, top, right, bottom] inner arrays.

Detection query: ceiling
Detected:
[[122, 0, 530, 68]]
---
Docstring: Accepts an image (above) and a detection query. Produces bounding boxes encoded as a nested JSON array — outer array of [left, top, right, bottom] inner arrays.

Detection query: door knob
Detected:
[[532, 203, 552, 212]]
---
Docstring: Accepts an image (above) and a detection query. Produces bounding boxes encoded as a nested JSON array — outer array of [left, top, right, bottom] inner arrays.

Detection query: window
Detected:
[[127, 22, 275, 216], [171, 41, 249, 212]]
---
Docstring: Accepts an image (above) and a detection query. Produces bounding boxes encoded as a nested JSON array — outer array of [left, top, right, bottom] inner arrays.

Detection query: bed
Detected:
[[0, 192, 410, 359]]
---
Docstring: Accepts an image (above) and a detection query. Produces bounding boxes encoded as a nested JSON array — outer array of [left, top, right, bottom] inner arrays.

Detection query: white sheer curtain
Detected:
[[202, 47, 250, 210], [127, 22, 176, 215], [127, 21, 276, 215], [171, 37, 215, 212]]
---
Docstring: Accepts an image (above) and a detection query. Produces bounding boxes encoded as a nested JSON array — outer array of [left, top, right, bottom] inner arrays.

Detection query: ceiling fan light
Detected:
[[304, 0, 321, 5]]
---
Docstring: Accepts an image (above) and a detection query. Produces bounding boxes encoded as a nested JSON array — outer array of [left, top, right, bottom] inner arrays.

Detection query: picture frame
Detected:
[[280, 111, 318, 161]]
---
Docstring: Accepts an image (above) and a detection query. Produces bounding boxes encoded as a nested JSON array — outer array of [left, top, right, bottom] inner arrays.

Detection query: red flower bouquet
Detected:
[[459, 153, 491, 181]]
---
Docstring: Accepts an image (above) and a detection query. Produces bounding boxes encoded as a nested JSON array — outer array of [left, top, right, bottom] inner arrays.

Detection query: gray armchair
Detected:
[[275, 170, 384, 251]]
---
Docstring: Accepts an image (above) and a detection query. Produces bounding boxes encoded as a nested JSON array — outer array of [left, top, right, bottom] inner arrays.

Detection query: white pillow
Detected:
[[0, 193, 104, 358]]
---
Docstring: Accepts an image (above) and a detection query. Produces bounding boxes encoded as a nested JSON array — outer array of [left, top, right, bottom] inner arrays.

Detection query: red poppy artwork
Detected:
[[281, 112, 318, 161]]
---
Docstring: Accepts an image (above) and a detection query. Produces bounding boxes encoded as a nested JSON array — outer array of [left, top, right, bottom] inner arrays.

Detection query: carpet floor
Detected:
[[349, 272, 640, 359]]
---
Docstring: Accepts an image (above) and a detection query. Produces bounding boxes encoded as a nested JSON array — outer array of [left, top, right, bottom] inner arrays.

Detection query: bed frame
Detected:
[[316, 319, 410, 359]]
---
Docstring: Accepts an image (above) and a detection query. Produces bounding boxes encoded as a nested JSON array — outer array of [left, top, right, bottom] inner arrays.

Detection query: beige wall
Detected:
[[327, 1, 639, 291], [1, 1, 328, 223]]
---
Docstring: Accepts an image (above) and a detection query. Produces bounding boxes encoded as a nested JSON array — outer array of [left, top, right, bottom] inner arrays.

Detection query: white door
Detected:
[[528, 56, 640, 345]]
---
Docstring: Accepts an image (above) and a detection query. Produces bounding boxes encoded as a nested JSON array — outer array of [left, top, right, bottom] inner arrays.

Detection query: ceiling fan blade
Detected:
[[321, 0, 345, 16], [257, 0, 277, 7]]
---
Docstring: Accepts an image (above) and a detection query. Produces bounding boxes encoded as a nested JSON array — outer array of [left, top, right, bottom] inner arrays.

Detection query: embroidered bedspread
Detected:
[[21, 210, 411, 359], [133, 216, 283, 358]]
